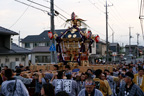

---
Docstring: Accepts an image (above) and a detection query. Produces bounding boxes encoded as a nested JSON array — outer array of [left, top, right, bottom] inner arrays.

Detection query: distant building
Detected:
[[31, 46, 51, 65], [109, 43, 120, 53], [21, 29, 65, 64], [125, 45, 138, 57], [0, 26, 31, 68], [21, 30, 61, 50], [96, 41, 106, 57], [21, 28, 97, 65]]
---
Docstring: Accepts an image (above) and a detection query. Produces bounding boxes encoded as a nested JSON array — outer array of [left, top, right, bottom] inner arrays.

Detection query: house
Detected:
[[109, 43, 120, 54], [96, 41, 106, 57], [21, 28, 97, 65], [31, 46, 51, 65], [125, 45, 138, 57], [0, 26, 31, 68]]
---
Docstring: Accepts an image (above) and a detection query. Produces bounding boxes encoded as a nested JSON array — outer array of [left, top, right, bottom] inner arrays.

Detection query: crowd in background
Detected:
[[0, 61, 144, 96]]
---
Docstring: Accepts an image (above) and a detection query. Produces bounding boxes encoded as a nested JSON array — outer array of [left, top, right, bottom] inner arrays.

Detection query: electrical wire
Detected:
[[27, 0, 68, 20], [44, 0, 106, 37], [15, 0, 50, 13], [87, 0, 104, 13], [9, 2, 30, 29], [108, 0, 129, 25], [44, 0, 106, 36], [108, 23, 115, 38], [43, 0, 71, 16]]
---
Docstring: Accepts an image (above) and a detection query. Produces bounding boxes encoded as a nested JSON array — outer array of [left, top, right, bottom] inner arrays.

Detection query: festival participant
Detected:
[[33, 73, 42, 96], [41, 83, 55, 96], [128, 66, 134, 74], [78, 78, 103, 96], [93, 69, 107, 96], [101, 73, 112, 96], [121, 68, 126, 75], [77, 73, 86, 93], [104, 69, 119, 96], [133, 67, 144, 92], [51, 71, 63, 94], [0, 69, 7, 85], [1, 69, 29, 96], [65, 65, 72, 75], [62, 74, 78, 96], [3, 66, 8, 70], [87, 69, 95, 78], [118, 72, 144, 96], [53, 65, 59, 71], [14, 68, 32, 85], [118, 72, 125, 88]]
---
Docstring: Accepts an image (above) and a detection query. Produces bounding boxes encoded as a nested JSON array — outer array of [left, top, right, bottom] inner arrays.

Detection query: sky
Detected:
[[0, 0, 142, 46]]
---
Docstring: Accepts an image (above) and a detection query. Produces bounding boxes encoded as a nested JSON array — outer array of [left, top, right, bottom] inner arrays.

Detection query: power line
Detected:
[[109, 1, 129, 25], [27, 0, 68, 20], [87, 0, 104, 13], [15, 0, 50, 13], [92, 0, 105, 11], [44, 0, 105, 36], [9, 2, 30, 29], [43, 0, 71, 16], [15, 0, 69, 25], [108, 23, 115, 37]]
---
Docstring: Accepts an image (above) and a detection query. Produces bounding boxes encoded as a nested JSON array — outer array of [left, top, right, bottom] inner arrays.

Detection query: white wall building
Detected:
[[0, 26, 31, 68]]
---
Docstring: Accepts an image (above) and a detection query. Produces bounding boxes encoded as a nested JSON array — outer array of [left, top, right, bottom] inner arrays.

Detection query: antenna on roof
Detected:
[[18, 31, 20, 46]]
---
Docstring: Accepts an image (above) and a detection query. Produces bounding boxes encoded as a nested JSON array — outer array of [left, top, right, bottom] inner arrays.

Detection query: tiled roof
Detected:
[[109, 43, 119, 46], [0, 26, 18, 35], [32, 46, 50, 53], [21, 28, 86, 43], [125, 45, 137, 47], [0, 43, 31, 55], [21, 29, 65, 43]]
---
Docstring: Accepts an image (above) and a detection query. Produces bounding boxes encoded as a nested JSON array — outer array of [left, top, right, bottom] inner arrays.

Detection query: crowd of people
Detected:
[[0, 61, 144, 96]]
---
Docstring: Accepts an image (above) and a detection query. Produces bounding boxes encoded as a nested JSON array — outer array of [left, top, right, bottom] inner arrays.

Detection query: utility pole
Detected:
[[129, 27, 133, 55], [137, 33, 140, 57], [50, 0, 56, 64], [112, 32, 114, 43], [105, 0, 113, 63]]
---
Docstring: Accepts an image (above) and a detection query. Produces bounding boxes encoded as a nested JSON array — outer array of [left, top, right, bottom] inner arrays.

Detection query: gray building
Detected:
[[0, 26, 31, 68], [21, 29, 66, 64], [109, 43, 120, 53], [125, 45, 138, 57], [96, 41, 106, 57]]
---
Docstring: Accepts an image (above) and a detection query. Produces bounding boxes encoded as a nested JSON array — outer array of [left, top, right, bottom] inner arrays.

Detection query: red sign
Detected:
[[48, 32, 53, 39], [95, 35, 100, 43]]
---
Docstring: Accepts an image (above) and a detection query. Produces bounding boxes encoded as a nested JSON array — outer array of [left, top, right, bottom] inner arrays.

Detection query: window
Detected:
[[35, 56, 51, 63], [96, 44, 99, 49], [21, 57, 25, 61], [33, 43, 39, 47], [15, 58, 19, 61], [45, 42, 50, 46], [5, 58, 9, 62], [25, 43, 30, 48]]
